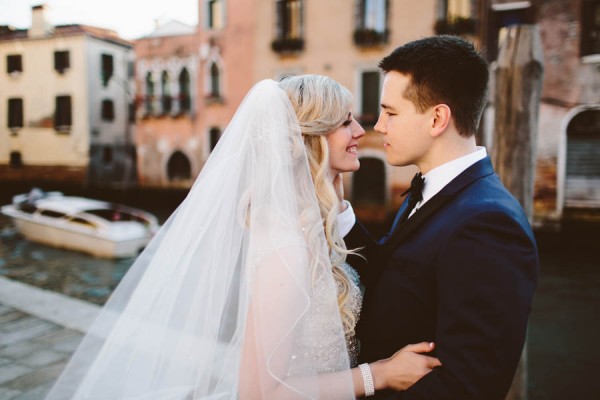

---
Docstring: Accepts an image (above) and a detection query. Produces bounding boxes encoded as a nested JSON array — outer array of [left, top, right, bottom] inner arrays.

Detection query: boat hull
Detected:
[[10, 216, 149, 258]]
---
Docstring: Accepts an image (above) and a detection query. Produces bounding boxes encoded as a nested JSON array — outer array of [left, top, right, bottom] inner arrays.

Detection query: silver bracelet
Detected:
[[359, 363, 375, 397]]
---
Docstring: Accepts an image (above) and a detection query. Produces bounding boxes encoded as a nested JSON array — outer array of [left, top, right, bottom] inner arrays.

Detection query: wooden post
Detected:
[[492, 25, 544, 400]]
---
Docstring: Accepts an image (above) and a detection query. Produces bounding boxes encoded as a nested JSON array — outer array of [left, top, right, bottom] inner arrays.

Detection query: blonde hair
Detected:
[[278, 75, 357, 336]]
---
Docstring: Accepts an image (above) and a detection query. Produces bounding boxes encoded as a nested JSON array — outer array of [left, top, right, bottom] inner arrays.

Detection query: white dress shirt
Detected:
[[337, 146, 488, 234], [409, 146, 487, 218]]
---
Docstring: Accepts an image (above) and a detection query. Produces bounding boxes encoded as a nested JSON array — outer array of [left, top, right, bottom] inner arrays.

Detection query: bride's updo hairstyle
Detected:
[[278, 74, 356, 336]]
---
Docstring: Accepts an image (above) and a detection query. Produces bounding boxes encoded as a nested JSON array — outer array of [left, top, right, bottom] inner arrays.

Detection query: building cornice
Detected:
[[0, 24, 132, 49]]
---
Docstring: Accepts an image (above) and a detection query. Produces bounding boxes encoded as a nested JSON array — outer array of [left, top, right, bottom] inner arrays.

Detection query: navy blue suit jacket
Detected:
[[346, 157, 538, 400]]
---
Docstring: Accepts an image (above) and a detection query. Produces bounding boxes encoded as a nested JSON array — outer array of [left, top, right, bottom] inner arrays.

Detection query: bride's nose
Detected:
[[352, 119, 366, 139]]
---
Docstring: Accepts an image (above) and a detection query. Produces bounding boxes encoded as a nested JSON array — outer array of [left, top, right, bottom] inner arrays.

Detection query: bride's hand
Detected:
[[370, 342, 442, 392]]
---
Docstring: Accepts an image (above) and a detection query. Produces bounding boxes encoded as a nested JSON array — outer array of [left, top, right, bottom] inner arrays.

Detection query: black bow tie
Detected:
[[402, 172, 425, 203], [396, 172, 425, 225], [387, 172, 425, 232]]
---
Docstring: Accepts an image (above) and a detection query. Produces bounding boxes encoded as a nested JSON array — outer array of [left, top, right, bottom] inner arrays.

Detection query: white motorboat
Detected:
[[1, 189, 160, 258]]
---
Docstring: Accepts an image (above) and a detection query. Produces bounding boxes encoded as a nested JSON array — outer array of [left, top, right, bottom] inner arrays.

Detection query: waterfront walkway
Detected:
[[0, 277, 99, 400]]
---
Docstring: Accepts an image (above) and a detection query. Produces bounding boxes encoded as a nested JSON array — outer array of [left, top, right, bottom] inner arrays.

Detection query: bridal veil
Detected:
[[45, 80, 354, 399]]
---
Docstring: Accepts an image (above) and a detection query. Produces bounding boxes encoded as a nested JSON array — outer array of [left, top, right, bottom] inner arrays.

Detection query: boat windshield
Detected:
[[39, 209, 67, 219], [86, 209, 150, 225]]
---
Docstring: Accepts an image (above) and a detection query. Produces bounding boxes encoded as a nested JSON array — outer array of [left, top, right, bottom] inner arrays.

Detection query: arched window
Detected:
[[565, 109, 600, 207], [209, 62, 221, 98], [145, 72, 155, 114], [179, 68, 191, 113], [167, 150, 192, 181], [161, 71, 171, 114]]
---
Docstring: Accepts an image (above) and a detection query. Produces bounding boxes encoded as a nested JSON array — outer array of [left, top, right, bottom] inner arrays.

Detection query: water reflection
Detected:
[[0, 214, 134, 305]]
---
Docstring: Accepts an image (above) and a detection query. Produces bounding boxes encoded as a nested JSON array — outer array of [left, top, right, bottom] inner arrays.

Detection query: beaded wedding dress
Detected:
[[290, 263, 362, 376], [45, 80, 360, 399]]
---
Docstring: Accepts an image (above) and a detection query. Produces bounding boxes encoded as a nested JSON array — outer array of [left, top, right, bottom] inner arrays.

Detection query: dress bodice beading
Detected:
[[339, 263, 362, 368], [287, 263, 363, 376]]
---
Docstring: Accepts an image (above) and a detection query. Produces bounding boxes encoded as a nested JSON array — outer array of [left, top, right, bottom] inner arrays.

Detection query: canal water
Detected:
[[0, 184, 188, 305], [0, 213, 134, 305]]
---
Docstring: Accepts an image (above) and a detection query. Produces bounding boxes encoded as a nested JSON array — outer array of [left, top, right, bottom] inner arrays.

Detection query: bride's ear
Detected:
[[430, 104, 451, 138]]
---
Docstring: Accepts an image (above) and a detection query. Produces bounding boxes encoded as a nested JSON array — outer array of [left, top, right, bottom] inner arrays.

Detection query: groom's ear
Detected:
[[430, 104, 451, 138]]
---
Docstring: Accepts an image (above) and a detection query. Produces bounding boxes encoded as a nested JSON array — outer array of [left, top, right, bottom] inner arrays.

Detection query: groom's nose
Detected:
[[374, 113, 386, 135]]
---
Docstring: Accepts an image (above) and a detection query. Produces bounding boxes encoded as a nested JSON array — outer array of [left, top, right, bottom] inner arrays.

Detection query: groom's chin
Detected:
[[385, 156, 404, 167]]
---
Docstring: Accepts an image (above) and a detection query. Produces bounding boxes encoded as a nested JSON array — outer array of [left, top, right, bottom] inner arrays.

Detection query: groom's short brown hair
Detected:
[[379, 35, 489, 137]]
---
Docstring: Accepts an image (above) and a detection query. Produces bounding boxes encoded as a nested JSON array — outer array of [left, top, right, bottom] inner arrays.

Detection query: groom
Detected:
[[341, 36, 539, 399]]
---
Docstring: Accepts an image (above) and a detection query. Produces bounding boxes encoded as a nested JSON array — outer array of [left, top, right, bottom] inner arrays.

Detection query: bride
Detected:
[[45, 75, 440, 399]]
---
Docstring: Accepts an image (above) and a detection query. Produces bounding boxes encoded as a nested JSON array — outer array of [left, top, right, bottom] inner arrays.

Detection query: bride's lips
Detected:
[[346, 145, 358, 155]]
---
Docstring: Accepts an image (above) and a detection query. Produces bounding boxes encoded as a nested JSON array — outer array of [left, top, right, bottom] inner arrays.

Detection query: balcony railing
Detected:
[[353, 28, 388, 48], [271, 37, 305, 54]]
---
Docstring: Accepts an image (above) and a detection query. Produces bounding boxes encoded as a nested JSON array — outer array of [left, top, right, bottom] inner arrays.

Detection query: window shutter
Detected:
[[276, 0, 285, 39], [361, 71, 380, 125], [210, 127, 221, 151], [8, 98, 24, 128], [355, 0, 366, 29], [54, 51, 70, 73], [582, 0, 600, 55], [210, 63, 220, 97], [102, 100, 115, 121], [7, 55, 23, 73], [101, 54, 114, 85], [55, 95, 72, 130], [179, 69, 191, 112]]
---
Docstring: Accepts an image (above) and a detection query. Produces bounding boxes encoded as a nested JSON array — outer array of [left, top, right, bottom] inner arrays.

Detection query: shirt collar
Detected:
[[420, 146, 487, 205]]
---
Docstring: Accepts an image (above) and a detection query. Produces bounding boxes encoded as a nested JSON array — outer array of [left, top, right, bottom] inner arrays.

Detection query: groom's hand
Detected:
[[371, 342, 442, 392]]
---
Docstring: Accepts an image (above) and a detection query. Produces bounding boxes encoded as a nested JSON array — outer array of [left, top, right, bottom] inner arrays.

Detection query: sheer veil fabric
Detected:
[[45, 80, 354, 399]]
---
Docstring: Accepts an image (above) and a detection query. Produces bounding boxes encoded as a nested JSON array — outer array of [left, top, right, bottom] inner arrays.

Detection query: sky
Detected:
[[0, 0, 198, 39]]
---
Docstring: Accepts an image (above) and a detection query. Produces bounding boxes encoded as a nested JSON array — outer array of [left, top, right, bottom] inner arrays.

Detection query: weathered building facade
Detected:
[[194, 0, 258, 173], [0, 5, 135, 187], [533, 0, 600, 225], [478, 0, 600, 226], [134, 0, 258, 188], [134, 21, 199, 188], [135, 0, 600, 228]]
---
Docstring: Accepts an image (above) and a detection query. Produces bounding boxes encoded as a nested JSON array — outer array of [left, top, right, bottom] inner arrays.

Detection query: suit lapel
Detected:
[[379, 195, 412, 244], [386, 192, 453, 249], [386, 157, 496, 249]]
